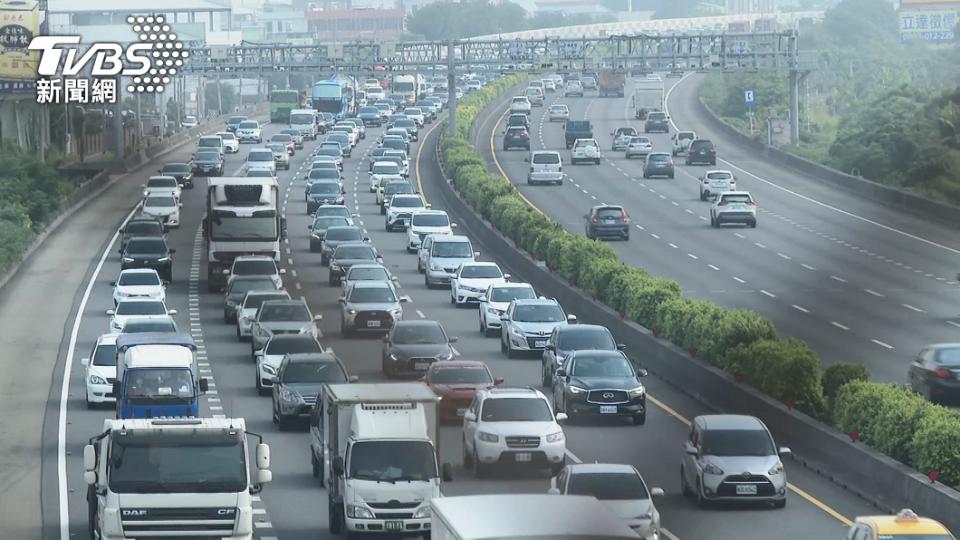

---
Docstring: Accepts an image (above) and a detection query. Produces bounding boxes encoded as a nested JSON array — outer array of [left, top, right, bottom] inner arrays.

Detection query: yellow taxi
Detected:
[[846, 509, 956, 540]]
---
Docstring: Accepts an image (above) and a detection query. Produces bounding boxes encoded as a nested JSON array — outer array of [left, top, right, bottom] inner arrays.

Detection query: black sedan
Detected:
[[320, 226, 368, 266], [158, 162, 194, 188], [306, 181, 346, 215], [357, 106, 382, 126], [909, 343, 960, 404], [120, 236, 175, 281], [328, 243, 382, 286], [552, 350, 648, 425], [118, 216, 165, 254], [192, 149, 224, 176], [381, 320, 457, 378], [272, 352, 353, 430]]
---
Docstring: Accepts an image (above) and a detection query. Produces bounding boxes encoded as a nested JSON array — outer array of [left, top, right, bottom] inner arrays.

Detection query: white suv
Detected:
[[526, 151, 563, 185], [510, 96, 532, 115], [236, 120, 262, 143], [462, 387, 568, 477], [571, 138, 601, 165], [699, 170, 737, 201], [407, 210, 455, 253], [385, 193, 427, 231], [710, 191, 757, 228]]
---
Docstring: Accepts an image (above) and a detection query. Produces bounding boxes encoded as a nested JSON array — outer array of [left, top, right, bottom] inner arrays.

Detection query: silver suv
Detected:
[[500, 298, 576, 358], [250, 299, 322, 357], [339, 280, 410, 336], [423, 235, 478, 289], [680, 415, 790, 508]]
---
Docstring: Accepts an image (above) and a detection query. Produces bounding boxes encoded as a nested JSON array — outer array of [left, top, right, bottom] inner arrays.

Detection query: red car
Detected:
[[424, 360, 503, 423]]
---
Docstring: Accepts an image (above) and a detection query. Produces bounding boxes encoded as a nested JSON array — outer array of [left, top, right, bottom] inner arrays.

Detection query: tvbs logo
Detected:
[[28, 14, 188, 98]]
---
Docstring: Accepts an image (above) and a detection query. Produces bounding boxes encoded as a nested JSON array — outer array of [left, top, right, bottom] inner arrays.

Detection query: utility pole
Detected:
[[446, 39, 456, 137], [787, 30, 799, 145], [216, 69, 223, 116]]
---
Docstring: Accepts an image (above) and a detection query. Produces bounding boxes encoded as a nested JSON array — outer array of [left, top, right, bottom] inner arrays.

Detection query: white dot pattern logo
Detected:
[[128, 14, 184, 95]]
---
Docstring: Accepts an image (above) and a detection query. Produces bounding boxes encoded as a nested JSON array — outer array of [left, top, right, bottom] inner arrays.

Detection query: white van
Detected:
[[525, 151, 563, 185]]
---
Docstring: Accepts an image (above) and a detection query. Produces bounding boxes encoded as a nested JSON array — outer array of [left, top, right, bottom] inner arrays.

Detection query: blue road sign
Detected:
[[743, 88, 755, 107]]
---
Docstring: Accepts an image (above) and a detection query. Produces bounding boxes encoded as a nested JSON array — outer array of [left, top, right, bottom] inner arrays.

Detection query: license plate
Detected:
[[385, 520, 403, 531], [514, 452, 532, 462], [534, 340, 546, 348], [366, 320, 381, 328], [733, 204, 747, 210], [600, 405, 618, 414], [736, 484, 758, 495], [414, 362, 430, 370], [456, 408, 467, 416]]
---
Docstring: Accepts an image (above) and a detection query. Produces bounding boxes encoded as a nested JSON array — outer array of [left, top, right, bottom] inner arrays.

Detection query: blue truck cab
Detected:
[[113, 333, 209, 419]]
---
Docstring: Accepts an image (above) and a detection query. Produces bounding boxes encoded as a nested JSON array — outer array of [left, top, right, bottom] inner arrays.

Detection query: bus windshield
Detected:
[[313, 84, 343, 99]]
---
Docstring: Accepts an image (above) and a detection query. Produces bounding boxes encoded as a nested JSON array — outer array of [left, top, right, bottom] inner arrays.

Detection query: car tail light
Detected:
[[592, 216, 600, 223], [935, 368, 952, 379], [703, 179, 710, 184], [530, 167, 535, 173], [622, 212, 631, 223]]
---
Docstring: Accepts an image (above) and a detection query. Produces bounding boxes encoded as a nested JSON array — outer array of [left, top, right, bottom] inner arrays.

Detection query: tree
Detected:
[[204, 82, 236, 116]]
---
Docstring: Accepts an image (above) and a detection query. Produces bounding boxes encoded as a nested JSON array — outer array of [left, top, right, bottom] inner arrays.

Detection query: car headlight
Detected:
[[89, 374, 108, 385], [430, 263, 444, 271], [546, 431, 565, 443], [567, 385, 587, 395], [478, 431, 499, 443], [330, 264, 342, 271], [122, 257, 134, 263], [390, 307, 402, 316], [628, 385, 646, 398], [768, 462, 784, 476], [413, 505, 431, 519], [346, 308, 357, 315], [486, 307, 500, 315], [388, 353, 400, 361], [157, 257, 170, 262], [436, 350, 453, 361], [510, 325, 524, 337], [262, 364, 277, 375], [279, 388, 303, 404], [703, 463, 724, 476], [312, 233, 322, 239], [346, 504, 375, 519]]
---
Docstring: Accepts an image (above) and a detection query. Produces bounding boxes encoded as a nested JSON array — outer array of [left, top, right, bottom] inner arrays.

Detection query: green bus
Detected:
[[270, 89, 301, 123]]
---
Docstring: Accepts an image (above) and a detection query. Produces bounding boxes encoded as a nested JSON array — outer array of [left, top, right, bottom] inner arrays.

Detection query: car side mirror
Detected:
[[168, 309, 177, 315], [545, 343, 555, 351], [109, 281, 116, 286], [779, 447, 792, 456], [313, 314, 323, 321], [400, 295, 411, 303], [503, 274, 511, 280], [448, 336, 459, 343], [463, 411, 476, 422], [349, 375, 360, 383], [566, 314, 577, 324], [500, 313, 510, 321], [684, 442, 698, 455], [478, 295, 487, 302], [169, 249, 176, 254], [547, 487, 561, 495], [382, 334, 390, 342], [105, 309, 115, 316], [494, 376, 505, 385], [555, 412, 568, 423], [650, 487, 665, 497], [199, 378, 209, 393], [332, 456, 344, 476], [222, 269, 231, 275], [473, 251, 480, 257], [307, 224, 313, 230], [451, 223, 458, 228], [338, 297, 346, 304], [637, 368, 649, 378], [523, 157, 529, 162], [363, 236, 371, 242], [617, 343, 627, 350], [80, 357, 89, 367], [442, 463, 453, 482], [555, 368, 566, 378]]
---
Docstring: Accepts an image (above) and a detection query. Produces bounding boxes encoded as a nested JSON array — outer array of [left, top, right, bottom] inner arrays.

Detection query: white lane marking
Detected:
[[831, 321, 850, 331], [687, 253, 698, 260], [651, 233, 660, 239], [864, 289, 884, 297], [668, 243, 678, 249], [872, 339, 895, 350], [732, 276, 745, 283], [947, 321, 960, 329], [416, 310, 426, 318], [59, 204, 139, 539], [801, 263, 816, 270], [760, 290, 776, 298], [792, 304, 810, 313], [708, 264, 719, 271], [902, 303, 925, 313], [777, 252, 791, 260], [830, 275, 847, 283], [451, 346, 461, 357], [734, 232, 745, 239], [754, 242, 766, 248]]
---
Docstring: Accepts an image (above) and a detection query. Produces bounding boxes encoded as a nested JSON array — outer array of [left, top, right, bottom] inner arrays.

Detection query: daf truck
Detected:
[[311, 383, 452, 538], [113, 333, 208, 419], [83, 417, 271, 540], [203, 177, 286, 292], [430, 494, 641, 539]]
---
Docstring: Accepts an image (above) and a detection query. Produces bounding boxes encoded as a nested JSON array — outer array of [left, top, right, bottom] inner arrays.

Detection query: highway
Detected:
[[29, 94, 886, 540], [482, 74, 960, 386]]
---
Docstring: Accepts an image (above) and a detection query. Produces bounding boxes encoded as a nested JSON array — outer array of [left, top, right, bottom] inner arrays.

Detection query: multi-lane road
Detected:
[[484, 73, 960, 386]]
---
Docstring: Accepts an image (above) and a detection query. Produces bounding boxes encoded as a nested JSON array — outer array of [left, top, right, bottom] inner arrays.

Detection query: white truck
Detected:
[[203, 177, 286, 292], [289, 108, 319, 140], [391, 74, 423, 106], [632, 79, 665, 120], [82, 417, 272, 540], [311, 383, 452, 538], [430, 494, 641, 539]]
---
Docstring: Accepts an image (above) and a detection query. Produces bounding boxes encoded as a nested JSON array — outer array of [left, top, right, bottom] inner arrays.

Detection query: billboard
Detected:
[[0, 0, 39, 94], [899, 8, 958, 42]]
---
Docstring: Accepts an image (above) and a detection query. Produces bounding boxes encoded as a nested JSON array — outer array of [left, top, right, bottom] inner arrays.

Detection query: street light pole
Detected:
[[447, 39, 456, 137]]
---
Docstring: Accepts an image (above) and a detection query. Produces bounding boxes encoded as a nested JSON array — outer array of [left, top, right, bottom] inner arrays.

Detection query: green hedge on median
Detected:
[[442, 75, 960, 490]]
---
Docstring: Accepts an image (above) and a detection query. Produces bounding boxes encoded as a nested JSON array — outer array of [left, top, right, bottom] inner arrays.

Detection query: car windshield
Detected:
[[649, 154, 671, 162], [266, 337, 322, 355], [385, 183, 414, 195], [260, 303, 310, 322], [412, 214, 448, 227], [349, 286, 397, 303], [691, 141, 713, 150], [281, 360, 346, 383], [92, 343, 118, 366], [336, 245, 376, 260], [513, 304, 565, 322], [430, 367, 492, 385], [396, 120, 415, 128], [125, 238, 166, 254], [382, 139, 405, 149], [267, 144, 286, 154], [147, 178, 177, 188], [124, 222, 162, 236], [346, 267, 389, 282], [481, 397, 553, 422], [558, 329, 616, 350], [122, 319, 177, 334], [218, 133, 236, 140], [311, 183, 340, 194], [359, 106, 379, 115], [244, 293, 289, 311], [317, 148, 341, 157], [116, 301, 165, 315], [572, 355, 634, 377], [617, 128, 637, 136], [271, 135, 292, 142], [315, 207, 350, 219], [327, 228, 363, 242], [702, 429, 776, 456], [373, 164, 401, 175], [233, 260, 277, 276], [118, 272, 161, 286], [720, 194, 752, 204], [310, 169, 340, 180], [489, 286, 535, 303], [936, 348, 960, 367], [679, 133, 695, 140], [460, 265, 501, 279], [630, 137, 651, 144], [247, 170, 274, 177], [314, 217, 350, 230], [647, 113, 667, 120], [349, 440, 437, 482], [162, 164, 189, 173], [567, 472, 649, 500], [239, 121, 258, 129], [392, 323, 445, 344], [532, 153, 560, 164], [550, 105, 567, 111], [249, 151, 272, 162], [144, 196, 175, 208], [227, 278, 276, 296], [432, 241, 472, 258], [391, 197, 422, 208], [198, 138, 220, 147], [228, 116, 245, 124]]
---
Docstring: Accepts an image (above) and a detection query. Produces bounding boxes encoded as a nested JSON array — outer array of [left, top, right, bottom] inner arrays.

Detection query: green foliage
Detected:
[[0, 145, 75, 274], [822, 363, 870, 405], [835, 382, 960, 488], [726, 339, 826, 417]]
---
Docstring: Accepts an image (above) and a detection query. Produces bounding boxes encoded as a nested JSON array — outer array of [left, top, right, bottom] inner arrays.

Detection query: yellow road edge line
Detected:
[[478, 95, 856, 529], [488, 106, 545, 216]]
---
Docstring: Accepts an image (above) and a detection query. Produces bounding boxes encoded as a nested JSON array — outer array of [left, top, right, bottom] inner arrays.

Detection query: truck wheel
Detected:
[[328, 498, 344, 534]]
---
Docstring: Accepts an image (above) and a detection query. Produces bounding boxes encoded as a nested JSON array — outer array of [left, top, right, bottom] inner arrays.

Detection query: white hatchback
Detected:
[[107, 298, 176, 333], [111, 268, 166, 306], [80, 333, 119, 407], [699, 169, 737, 200], [142, 175, 181, 202]]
